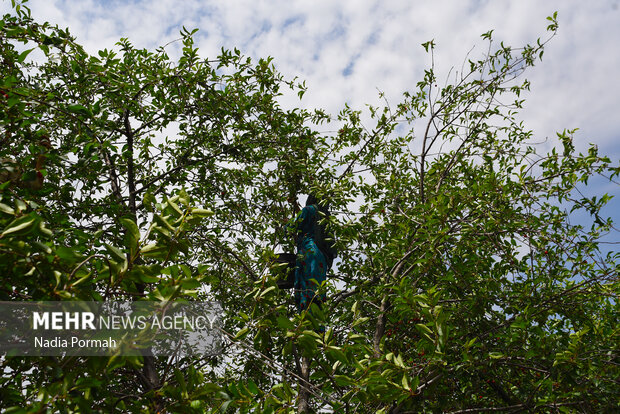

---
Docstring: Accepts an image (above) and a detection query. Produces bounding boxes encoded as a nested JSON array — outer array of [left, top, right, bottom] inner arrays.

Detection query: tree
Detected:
[[1, 2, 618, 413]]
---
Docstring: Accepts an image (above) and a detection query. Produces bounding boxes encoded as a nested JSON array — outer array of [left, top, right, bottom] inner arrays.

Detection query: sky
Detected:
[[2, 0, 619, 237]]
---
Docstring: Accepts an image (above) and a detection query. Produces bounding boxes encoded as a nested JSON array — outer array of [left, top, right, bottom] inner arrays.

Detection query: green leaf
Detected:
[[190, 208, 214, 217], [37, 221, 52, 237], [276, 315, 294, 330], [140, 243, 161, 254], [32, 241, 52, 254], [259, 286, 276, 298], [180, 278, 200, 289], [153, 214, 175, 232], [247, 379, 259, 395], [16, 48, 34, 63], [121, 217, 140, 254], [104, 243, 126, 263], [0, 203, 15, 215], [67, 104, 92, 117], [334, 375, 356, 386], [138, 272, 160, 283], [143, 191, 156, 212], [235, 327, 249, 340], [394, 354, 405, 368], [1, 216, 36, 237], [401, 374, 410, 390], [166, 198, 184, 217], [415, 323, 433, 336], [56, 246, 80, 264]]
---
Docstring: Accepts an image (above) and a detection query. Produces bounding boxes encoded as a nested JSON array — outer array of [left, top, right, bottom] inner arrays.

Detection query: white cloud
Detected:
[[2, 0, 618, 201]]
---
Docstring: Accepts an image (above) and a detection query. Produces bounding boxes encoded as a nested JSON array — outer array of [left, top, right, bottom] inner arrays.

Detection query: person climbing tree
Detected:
[[288, 194, 336, 314], [287, 193, 336, 413]]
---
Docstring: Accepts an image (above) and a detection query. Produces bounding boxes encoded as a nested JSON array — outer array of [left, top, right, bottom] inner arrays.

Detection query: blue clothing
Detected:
[[289, 205, 327, 313]]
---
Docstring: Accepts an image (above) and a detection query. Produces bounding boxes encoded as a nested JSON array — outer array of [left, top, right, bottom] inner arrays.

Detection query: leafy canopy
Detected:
[[1, 3, 618, 413]]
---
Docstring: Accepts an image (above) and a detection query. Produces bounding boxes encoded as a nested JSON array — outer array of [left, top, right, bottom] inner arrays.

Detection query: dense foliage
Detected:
[[1, 2, 618, 412]]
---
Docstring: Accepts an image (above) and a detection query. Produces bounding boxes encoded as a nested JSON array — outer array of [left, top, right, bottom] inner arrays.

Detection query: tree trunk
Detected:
[[123, 111, 162, 409], [297, 355, 311, 413], [141, 354, 161, 390], [373, 297, 389, 358]]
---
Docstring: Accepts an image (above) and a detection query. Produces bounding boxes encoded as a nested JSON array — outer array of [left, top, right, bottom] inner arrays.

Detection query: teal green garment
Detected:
[[289, 205, 327, 313]]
